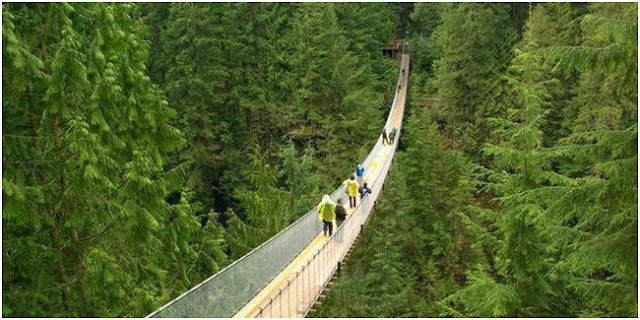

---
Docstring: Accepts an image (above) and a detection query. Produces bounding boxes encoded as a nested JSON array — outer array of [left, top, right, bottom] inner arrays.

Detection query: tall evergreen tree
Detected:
[[317, 2, 637, 318], [156, 3, 236, 212], [440, 4, 584, 317], [546, 3, 638, 316], [431, 3, 516, 153], [286, 3, 393, 180], [441, 2, 637, 317], [409, 2, 442, 77], [316, 107, 478, 318], [3, 3, 226, 316]]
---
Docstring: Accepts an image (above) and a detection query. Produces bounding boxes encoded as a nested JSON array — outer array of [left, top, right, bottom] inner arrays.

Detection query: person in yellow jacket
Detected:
[[344, 175, 360, 208], [317, 194, 336, 236]]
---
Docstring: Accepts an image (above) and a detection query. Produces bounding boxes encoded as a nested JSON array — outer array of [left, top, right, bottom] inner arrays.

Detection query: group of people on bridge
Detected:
[[316, 127, 399, 237], [316, 164, 372, 237], [382, 127, 397, 145]]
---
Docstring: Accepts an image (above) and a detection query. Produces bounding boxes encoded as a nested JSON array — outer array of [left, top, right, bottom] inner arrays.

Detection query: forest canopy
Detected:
[[2, 2, 638, 318], [316, 2, 638, 318], [2, 3, 397, 317]]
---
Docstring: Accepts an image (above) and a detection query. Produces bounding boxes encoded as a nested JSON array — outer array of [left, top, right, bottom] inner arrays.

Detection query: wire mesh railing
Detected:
[[147, 51, 409, 319]]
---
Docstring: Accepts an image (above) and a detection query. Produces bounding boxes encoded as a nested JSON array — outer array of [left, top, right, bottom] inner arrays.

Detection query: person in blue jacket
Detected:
[[356, 163, 365, 184]]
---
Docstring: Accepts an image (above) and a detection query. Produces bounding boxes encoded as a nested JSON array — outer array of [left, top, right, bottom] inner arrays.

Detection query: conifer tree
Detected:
[[156, 3, 235, 212], [431, 3, 516, 153], [286, 3, 392, 180], [409, 2, 442, 77], [545, 3, 638, 316], [279, 142, 322, 218], [440, 3, 637, 317], [2, 3, 229, 317], [316, 3, 637, 318], [224, 145, 289, 258], [444, 4, 582, 317], [401, 108, 476, 284]]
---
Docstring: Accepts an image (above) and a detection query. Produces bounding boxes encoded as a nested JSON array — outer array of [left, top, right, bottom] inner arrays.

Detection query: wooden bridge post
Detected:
[[278, 288, 283, 317]]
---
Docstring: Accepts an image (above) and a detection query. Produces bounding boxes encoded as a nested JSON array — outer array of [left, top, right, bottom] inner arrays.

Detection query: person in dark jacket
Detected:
[[359, 182, 372, 199], [382, 128, 390, 145], [335, 199, 347, 228], [389, 127, 398, 144]]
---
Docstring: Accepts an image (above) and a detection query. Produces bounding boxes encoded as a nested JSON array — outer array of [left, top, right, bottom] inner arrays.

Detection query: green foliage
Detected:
[[319, 2, 636, 318], [279, 142, 322, 217], [225, 146, 289, 257], [430, 3, 517, 153], [408, 2, 442, 76], [543, 4, 638, 316], [2, 3, 396, 317], [439, 270, 520, 317], [6, 2, 634, 318], [437, 2, 637, 318], [144, 1, 397, 216], [2, 3, 226, 317], [316, 106, 477, 318], [3, 2, 398, 317]]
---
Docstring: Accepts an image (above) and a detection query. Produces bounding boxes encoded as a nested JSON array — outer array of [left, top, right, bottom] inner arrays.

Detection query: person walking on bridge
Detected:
[[344, 175, 360, 208], [356, 163, 365, 185], [389, 127, 398, 144], [382, 128, 390, 145], [317, 195, 336, 237], [335, 198, 347, 228], [359, 182, 372, 200]]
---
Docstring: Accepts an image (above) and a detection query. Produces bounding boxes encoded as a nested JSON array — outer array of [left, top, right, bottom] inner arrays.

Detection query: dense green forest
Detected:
[[2, 3, 398, 317], [315, 2, 638, 318], [2, 2, 637, 318]]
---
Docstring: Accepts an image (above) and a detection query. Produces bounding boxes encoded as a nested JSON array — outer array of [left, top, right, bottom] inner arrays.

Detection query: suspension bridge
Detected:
[[147, 51, 410, 318]]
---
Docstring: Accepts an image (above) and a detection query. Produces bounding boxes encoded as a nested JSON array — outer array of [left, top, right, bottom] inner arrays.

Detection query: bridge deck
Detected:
[[234, 152, 390, 318]]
